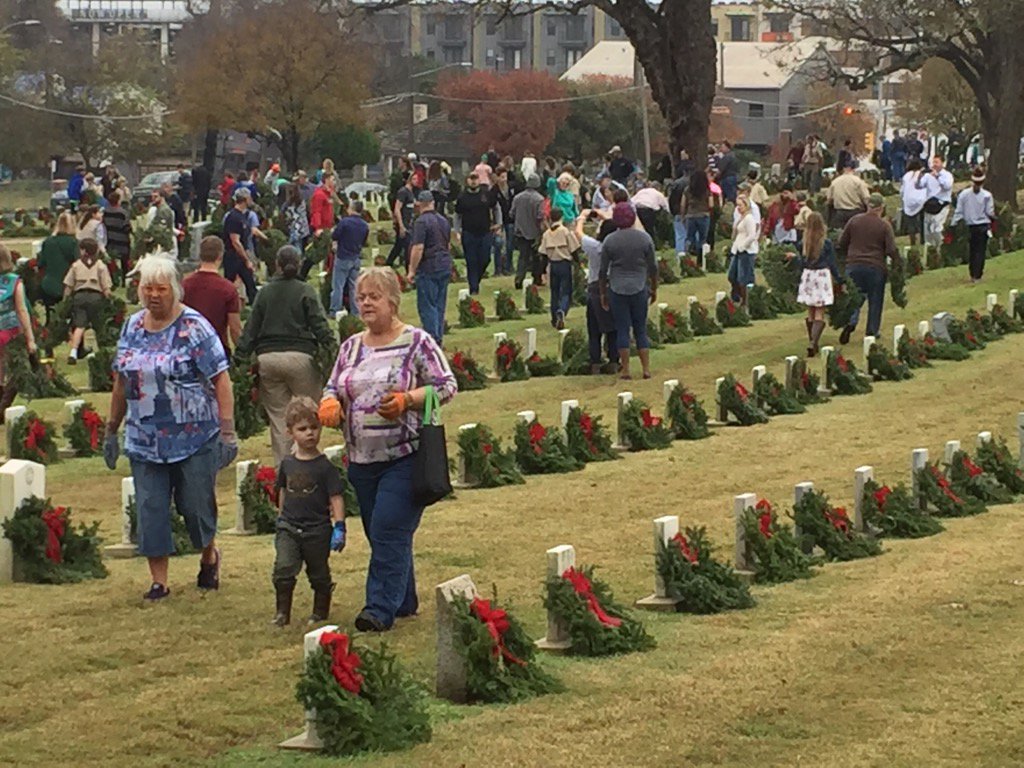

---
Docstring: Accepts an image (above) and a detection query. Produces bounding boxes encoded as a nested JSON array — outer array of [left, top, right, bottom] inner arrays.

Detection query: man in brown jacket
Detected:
[[838, 193, 898, 343]]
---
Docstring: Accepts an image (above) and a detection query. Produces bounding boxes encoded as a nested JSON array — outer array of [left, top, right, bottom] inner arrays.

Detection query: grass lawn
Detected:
[[0, 179, 50, 212], [2, 240, 1024, 766]]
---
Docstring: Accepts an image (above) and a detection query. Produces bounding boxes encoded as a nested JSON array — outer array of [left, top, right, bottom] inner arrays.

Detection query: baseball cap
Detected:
[[416, 190, 434, 203], [270, 163, 280, 172], [868, 193, 885, 208]]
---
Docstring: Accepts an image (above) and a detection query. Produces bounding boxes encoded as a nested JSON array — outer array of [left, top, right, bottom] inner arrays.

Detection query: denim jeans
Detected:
[[673, 215, 686, 253], [347, 454, 423, 628], [492, 223, 514, 275], [847, 264, 887, 336], [609, 288, 650, 351], [462, 230, 492, 294], [549, 259, 573, 324], [685, 214, 710, 255], [130, 436, 219, 557], [330, 259, 361, 315], [224, 252, 257, 305], [416, 269, 450, 345]]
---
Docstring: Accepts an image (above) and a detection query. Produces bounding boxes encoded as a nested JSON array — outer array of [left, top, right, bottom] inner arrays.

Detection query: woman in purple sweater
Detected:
[[318, 267, 456, 632]]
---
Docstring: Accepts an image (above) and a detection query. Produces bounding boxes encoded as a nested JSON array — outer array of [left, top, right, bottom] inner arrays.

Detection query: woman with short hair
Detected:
[[104, 257, 236, 601], [318, 266, 456, 632]]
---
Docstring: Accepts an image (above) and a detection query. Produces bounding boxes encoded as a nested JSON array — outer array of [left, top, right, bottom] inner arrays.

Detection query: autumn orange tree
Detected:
[[174, 0, 368, 171], [436, 70, 569, 159]]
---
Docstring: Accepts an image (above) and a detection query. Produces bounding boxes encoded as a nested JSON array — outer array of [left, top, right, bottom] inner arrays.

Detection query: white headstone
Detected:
[[278, 624, 340, 750], [334, 310, 347, 323], [784, 355, 799, 391], [893, 324, 906, 351], [537, 544, 576, 651], [911, 448, 929, 508], [523, 328, 537, 358], [0, 459, 45, 583], [560, 400, 579, 437], [733, 493, 757, 572], [636, 515, 681, 610], [863, 335, 876, 367], [458, 288, 470, 302], [371, 247, 380, 260], [687, 295, 698, 308], [521, 276, 534, 309], [853, 466, 873, 532], [614, 391, 634, 450], [917, 320, 930, 340], [556, 329, 571, 362], [104, 476, 138, 558], [5, 406, 26, 458], [227, 460, 258, 535], [31, 240, 43, 258], [1009, 289, 1019, 311], [751, 365, 767, 401], [657, 302, 669, 333], [714, 290, 727, 307], [931, 312, 954, 342], [455, 424, 478, 487], [323, 445, 345, 463], [435, 574, 478, 703], [662, 379, 680, 409], [819, 346, 835, 392], [492, 332, 508, 372], [62, 399, 87, 455], [516, 410, 536, 425], [943, 440, 961, 466], [976, 431, 992, 448], [986, 293, 998, 313]]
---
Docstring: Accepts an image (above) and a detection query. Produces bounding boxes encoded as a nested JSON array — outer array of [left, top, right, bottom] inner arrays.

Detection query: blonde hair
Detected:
[[802, 212, 826, 263], [356, 267, 402, 313], [0, 243, 12, 273], [54, 211, 77, 236], [285, 396, 320, 428]]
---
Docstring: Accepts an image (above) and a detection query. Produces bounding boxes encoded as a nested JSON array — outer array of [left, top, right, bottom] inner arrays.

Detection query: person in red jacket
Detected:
[[303, 176, 337, 279], [217, 173, 235, 208], [762, 184, 800, 245]]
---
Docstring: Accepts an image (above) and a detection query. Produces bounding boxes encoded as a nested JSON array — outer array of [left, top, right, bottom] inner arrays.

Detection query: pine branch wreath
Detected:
[[717, 374, 769, 425], [239, 465, 279, 534], [679, 255, 705, 278], [525, 353, 562, 378], [642, 317, 663, 350], [495, 338, 529, 383], [659, 306, 693, 344], [945, 318, 985, 350], [63, 402, 105, 457], [828, 352, 873, 395], [1, 496, 107, 584], [10, 412, 59, 464], [303, 231, 332, 265], [448, 350, 488, 392], [889, 252, 908, 307], [326, 449, 362, 516], [964, 308, 1001, 342], [543, 564, 656, 656], [753, 372, 806, 415], [7, 335, 77, 399], [897, 330, 932, 369], [295, 634, 432, 757], [990, 304, 1023, 334], [656, 527, 755, 612], [792, 489, 882, 561], [494, 290, 519, 321], [746, 285, 778, 320], [230, 357, 268, 440], [689, 301, 722, 336], [458, 296, 486, 328], [564, 406, 619, 463], [907, 247, 924, 276], [559, 328, 591, 376], [827, 278, 865, 329], [337, 313, 366, 344], [915, 463, 987, 517], [619, 399, 673, 451], [572, 261, 588, 307], [456, 424, 524, 487], [450, 592, 563, 703], [524, 283, 545, 314], [513, 418, 583, 474], [946, 450, 1015, 505], [920, 333, 970, 361], [715, 297, 751, 328], [87, 347, 117, 392], [740, 500, 815, 583], [860, 479, 944, 538], [657, 256, 679, 285], [975, 437, 1024, 494], [790, 358, 824, 404], [665, 384, 711, 440], [867, 342, 913, 382]]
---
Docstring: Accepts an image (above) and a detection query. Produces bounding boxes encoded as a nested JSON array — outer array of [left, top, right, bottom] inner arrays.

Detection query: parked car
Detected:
[[132, 171, 180, 207]]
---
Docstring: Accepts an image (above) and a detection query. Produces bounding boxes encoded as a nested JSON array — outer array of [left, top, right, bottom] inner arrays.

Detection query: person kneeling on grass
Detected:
[[63, 237, 112, 365], [272, 396, 347, 627]]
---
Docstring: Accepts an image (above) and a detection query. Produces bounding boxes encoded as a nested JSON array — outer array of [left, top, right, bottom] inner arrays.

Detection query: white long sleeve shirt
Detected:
[[916, 169, 954, 203], [731, 213, 759, 254], [950, 187, 995, 227]]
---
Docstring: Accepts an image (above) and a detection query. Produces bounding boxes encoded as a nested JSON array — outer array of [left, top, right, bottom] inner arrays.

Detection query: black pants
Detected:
[[586, 282, 616, 364], [968, 224, 988, 280], [514, 235, 544, 287], [192, 195, 209, 223], [224, 252, 257, 305], [272, 524, 332, 593], [386, 231, 410, 270], [636, 207, 660, 245]]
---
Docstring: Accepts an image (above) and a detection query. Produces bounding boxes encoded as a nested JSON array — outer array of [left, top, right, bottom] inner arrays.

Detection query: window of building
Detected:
[[443, 45, 465, 64], [788, 104, 800, 117], [767, 13, 792, 33], [546, 49, 556, 66], [444, 15, 465, 42], [381, 16, 403, 42], [564, 16, 585, 42], [608, 18, 623, 37], [729, 15, 752, 42], [566, 47, 583, 69], [486, 15, 497, 36], [503, 47, 522, 69], [710, 19, 719, 37], [426, 49, 436, 60], [547, 19, 556, 37], [426, 17, 435, 36], [748, 102, 765, 118], [501, 17, 524, 41]]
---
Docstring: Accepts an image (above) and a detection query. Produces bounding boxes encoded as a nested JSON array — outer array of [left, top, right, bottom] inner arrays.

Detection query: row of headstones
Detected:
[[3, 400, 94, 461]]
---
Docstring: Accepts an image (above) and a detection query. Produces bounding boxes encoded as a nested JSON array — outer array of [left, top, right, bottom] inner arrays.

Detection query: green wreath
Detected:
[[1, 496, 107, 583], [664, 384, 710, 440], [975, 437, 1024, 495], [689, 300, 722, 336], [10, 411, 59, 464], [494, 290, 519, 321], [860, 479, 944, 539], [867, 342, 913, 381], [456, 424, 523, 488], [753, 372, 806, 415], [718, 373, 769, 425], [564, 406, 619, 463], [618, 398, 673, 451], [792, 489, 881, 561], [513, 417, 583, 475], [656, 526, 755, 612], [740, 500, 815, 583], [915, 463, 987, 517], [63, 402, 105, 457]]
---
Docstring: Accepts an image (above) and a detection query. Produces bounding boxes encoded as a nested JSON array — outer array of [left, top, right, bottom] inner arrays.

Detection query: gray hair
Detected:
[[137, 255, 182, 301]]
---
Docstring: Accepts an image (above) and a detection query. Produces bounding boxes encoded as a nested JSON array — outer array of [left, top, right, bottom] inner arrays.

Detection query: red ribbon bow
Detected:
[[562, 567, 622, 628], [836, 355, 850, 373], [726, 299, 737, 316], [528, 422, 547, 454], [734, 382, 749, 400], [670, 532, 699, 563], [451, 352, 465, 369], [319, 631, 364, 694], [640, 408, 661, 429], [496, 343, 514, 368], [41, 506, 66, 563], [81, 408, 104, 451], [873, 486, 892, 509], [681, 392, 695, 406], [470, 597, 526, 666], [962, 456, 984, 478], [664, 311, 677, 328], [825, 506, 850, 533], [25, 418, 48, 453], [255, 466, 279, 504], [755, 499, 773, 538]]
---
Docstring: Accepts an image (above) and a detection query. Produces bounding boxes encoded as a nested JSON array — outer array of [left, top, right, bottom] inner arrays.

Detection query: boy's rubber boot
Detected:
[[272, 583, 294, 627]]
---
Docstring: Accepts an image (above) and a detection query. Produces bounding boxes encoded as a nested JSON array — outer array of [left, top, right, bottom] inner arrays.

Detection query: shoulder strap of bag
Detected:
[[422, 384, 440, 426]]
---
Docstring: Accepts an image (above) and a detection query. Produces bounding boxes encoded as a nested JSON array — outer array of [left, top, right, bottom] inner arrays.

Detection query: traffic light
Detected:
[[842, 106, 855, 116], [864, 131, 875, 153]]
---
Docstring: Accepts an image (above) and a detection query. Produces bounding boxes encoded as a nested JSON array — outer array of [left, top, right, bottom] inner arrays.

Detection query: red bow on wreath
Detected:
[[319, 631, 364, 694], [451, 352, 465, 369], [734, 382, 750, 400], [670, 532, 699, 564], [255, 466, 279, 504], [640, 408, 661, 429], [825, 506, 851, 533], [755, 499, 773, 538], [726, 299, 737, 316], [24, 418, 48, 454], [873, 486, 892, 509], [931, 466, 964, 503], [496, 343, 514, 368], [562, 567, 622, 628], [470, 597, 526, 666], [81, 409, 104, 451], [528, 422, 547, 455], [41, 506, 66, 563], [664, 312, 677, 328], [578, 412, 598, 454], [835, 355, 850, 373]]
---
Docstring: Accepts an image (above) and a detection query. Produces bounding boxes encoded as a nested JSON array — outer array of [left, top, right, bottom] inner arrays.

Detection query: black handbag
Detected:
[[412, 386, 452, 507]]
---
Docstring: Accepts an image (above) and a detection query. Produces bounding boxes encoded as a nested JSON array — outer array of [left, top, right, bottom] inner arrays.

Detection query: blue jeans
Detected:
[[492, 223, 514, 275], [416, 269, 449, 345], [847, 264, 887, 336], [549, 259, 572, 324], [130, 436, 219, 557], [685, 214, 710, 255], [609, 289, 650, 351], [891, 154, 906, 181], [673, 215, 686, 253], [721, 175, 738, 203], [462, 231, 492, 294], [330, 258, 361, 315], [347, 454, 423, 628]]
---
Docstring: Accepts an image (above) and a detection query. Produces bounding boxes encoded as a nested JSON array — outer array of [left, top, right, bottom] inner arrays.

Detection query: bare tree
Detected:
[[768, 0, 1024, 205]]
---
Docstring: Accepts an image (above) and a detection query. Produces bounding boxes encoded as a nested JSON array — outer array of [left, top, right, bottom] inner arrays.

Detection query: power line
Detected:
[[0, 92, 173, 120], [361, 84, 641, 108]]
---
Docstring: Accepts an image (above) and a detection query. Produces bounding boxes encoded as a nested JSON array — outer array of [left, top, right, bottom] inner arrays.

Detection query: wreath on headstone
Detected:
[[559, 328, 591, 376], [337, 313, 365, 345], [717, 374, 769, 425], [920, 332, 970, 361], [458, 295, 486, 328], [945, 318, 985, 350], [915, 463, 987, 517], [304, 231, 331, 265], [513, 417, 583, 475], [740, 499, 815, 583], [6, 334, 77, 399], [827, 353, 873, 395], [563, 405, 618, 463], [659, 306, 692, 344], [326, 450, 361, 517], [10, 411, 59, 464], [946, 450, 1015, 505], [860, 479, 944, 539], [295, 631, 432, 757], [867, 342, 913, 382], [975, 436, 1024, 495], [456, 424, 523, 488], [494, 290, 518, 321], [641, 316, 663, 349], [679, 255, 704, 278], [257, 228, 288, 275], [689, 300, 722, 336], [963, 308, 1001, 343], [792, 488, 882, 561], [990, 304, 1023, 335], [63, 402, 105, 457], [239, 464, 279, 534], [715, 297, 751, 328], [87, 347, 117, 392], [1, 496, 107, 584], [889, 252, 908, 307], [746, 285, 778, 320], [525, 353, 562, 378], [524, 283, 545, 314], [15, 257, 42, 305], [655, 526, 755, 613], [572, 262, 588, 306], [657, 256, 679, 285], [665, 384, 710, 440], [494, 338, 529, 382], [897, 330, 932, 368], [906, 247, 925, 276], [449, 592, 563, 703], [753, 372, 806, 415], [230, 357, 268, 440], [543, 564, 655, 656], [448, 349, 487, 391], [790, 358, 824, 404], [618, 399, 673, 451]]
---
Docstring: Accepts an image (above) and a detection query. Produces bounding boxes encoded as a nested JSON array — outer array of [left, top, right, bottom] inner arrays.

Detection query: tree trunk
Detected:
[[284, 127, 301, 173], [202, 128, 218, 171], [609, 0, 715, 170], [976, 28, 1024, 208]]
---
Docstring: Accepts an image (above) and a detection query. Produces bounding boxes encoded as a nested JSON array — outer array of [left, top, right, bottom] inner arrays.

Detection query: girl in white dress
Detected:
[[795, 212, 841, 357]]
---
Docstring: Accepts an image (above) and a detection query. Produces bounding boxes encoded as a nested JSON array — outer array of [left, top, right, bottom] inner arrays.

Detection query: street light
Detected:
[[0, 20, 42, 34]]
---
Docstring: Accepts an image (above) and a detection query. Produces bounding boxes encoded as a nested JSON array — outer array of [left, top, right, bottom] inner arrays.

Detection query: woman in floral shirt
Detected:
[[318, 267, 456, 632]]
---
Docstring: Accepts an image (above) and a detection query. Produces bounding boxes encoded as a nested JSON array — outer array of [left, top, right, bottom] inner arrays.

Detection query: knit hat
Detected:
[[611, 202, 636, 229]]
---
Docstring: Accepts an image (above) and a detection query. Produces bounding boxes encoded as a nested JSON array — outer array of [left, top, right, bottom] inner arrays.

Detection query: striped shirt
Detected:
[[325, 326, 457, 465]]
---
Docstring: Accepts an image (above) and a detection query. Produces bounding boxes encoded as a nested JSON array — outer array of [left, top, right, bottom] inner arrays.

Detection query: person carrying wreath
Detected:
[[104, 258, 236, 602], [0, 243, 38, 418], [318, 267, 456, 632]]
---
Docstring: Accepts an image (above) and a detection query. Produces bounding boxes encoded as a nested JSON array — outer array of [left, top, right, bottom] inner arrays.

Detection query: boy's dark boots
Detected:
[[272, 583, 294, 627], [309, 583, 335, 625]]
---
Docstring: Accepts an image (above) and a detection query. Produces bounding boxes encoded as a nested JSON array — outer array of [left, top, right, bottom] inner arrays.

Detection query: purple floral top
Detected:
[[325, 326, 456, 465]]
